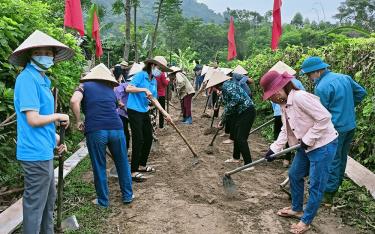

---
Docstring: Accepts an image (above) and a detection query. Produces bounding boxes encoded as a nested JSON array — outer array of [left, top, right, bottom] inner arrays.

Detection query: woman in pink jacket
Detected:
[[260, 71, 338, 234]]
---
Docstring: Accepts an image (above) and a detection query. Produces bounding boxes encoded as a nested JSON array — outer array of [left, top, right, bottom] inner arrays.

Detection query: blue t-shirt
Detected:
[[272, 78, 305, 116], [14, 64, 56, 161], [81, 81, 123, 134], [127, 71, 158, 113]]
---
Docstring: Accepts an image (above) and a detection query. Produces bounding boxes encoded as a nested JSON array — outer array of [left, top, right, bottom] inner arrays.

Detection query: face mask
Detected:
[[31, 56, 54, 71], [152, 67, 162, 77]]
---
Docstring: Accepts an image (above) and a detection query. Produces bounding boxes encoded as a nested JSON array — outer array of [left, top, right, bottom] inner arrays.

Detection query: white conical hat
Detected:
[[205, 70, 231, 90], [144, 55, 172, 72], [269, 61, 296, 75], [80, 63, 118, 86], [128, 62, 145, 78], [219, 67, 233, 75], [202, 67, 216, 83], [169, 66, 183, 74], [9, 30, 74, 67], [201, 65, 210, 76], [233, 65, 248, 75]]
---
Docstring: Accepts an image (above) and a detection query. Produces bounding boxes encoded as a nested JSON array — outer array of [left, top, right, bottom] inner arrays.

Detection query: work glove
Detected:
[[300, 140, 310, 150], [264, 149, 276, 162]]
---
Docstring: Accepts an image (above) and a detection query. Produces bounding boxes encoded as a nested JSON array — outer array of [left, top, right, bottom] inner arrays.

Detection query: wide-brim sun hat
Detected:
[[233, 65, 248, 75], [269, 61, 296, 75], [205, 70, 231, 90], [219, 67, 233, 75], [144, 56, 172, 72], [260, 71, 294, 100], [300, 56, 330, 75], [80, 63, 118, 86], [9, 30, 74, 67], [128, 62, 145, 78]]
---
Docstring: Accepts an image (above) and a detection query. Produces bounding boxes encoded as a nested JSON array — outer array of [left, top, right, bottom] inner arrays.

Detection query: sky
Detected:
[[196, 0, 344, 23]]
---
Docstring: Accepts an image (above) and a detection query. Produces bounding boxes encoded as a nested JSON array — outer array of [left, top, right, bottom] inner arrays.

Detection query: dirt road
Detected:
[[99, 95, 359, 234]]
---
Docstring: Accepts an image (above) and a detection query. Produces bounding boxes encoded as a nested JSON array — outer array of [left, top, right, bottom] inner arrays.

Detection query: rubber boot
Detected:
[[182, 116, 192, 125], [181, 117, 187, 122]]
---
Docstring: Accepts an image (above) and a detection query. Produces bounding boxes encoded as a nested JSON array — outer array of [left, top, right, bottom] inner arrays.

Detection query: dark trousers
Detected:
[[119, 115, 130, 150], [181, 94, 194, 118], [232, 106, 256, 164], [225, 115, 235, 140], [273, 116, 292, 160], [158, 96, 166, 128], [128, 109, 153, 172]]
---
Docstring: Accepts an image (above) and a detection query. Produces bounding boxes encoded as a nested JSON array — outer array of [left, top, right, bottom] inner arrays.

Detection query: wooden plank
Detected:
[[345, 156, 375, 199], [0, 142, 88, 234]]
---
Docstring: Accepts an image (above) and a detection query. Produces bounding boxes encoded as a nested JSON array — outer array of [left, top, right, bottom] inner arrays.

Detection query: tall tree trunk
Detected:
[[134, 3, 138, 62], [123, 0, 131, 61], [148, 0, 164, 58]]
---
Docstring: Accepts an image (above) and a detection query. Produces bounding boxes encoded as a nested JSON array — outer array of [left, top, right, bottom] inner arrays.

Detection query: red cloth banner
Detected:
[[64, 0, 85, 36]]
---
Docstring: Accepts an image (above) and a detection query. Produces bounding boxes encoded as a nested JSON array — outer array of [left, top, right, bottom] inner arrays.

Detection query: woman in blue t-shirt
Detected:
[[70, 64, 133, 207], [10, 30, 73, 234], [126, 56, 172, 180]]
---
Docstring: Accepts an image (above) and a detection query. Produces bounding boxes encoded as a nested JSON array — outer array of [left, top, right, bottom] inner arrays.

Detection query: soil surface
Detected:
[[92, 95, 359, 234]]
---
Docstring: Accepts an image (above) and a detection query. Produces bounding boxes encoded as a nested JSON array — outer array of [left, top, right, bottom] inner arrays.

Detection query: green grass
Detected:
[[62, 158, 112, 234]]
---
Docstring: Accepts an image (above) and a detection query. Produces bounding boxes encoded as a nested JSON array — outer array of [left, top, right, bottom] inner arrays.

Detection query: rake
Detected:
[[222, 144, 300, 195]]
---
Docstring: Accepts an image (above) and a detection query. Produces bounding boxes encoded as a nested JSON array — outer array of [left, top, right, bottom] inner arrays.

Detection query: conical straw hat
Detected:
[[168, 66, 184, 76], [201, 65, 210, 76], [233, 65, 248, 75], [80, 63, 118, 86], [9, 30, 74, 67], [269, 61, 296, 75], [202, 67, 216, 83], [144, 56, 172, 72], [205, 70, 231, 90], [219, 67, 233, 75], [128, 62, 145, 78]]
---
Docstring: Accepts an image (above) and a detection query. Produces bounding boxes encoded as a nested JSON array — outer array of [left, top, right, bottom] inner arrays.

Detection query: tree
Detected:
[[148, 0, 182, 58], [334, 0, 375, 31], [291, 13, 303, 27], [112, 0, 132, 61]]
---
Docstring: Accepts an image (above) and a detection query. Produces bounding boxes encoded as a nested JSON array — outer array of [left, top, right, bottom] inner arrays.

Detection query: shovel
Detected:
[[222, 144, 300, 195], [279, 177, 291, 199], [150, 98, 200, 166], [56, 122, 79, 232]]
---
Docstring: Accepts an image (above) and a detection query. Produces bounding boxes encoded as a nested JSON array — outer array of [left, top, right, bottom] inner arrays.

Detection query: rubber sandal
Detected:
[[290, 223, 310, 234], [277, 207, 303, 219], [224, 158, 241, 163], [137, 166, 156, 173], [222, 139, 233, 144], [132, 172, 146, 182]]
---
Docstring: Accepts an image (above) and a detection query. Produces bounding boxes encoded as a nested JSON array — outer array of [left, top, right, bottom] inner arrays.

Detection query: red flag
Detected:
[[92, 11, 103, 58], [271, 0, 282, 50], [64, 0, 85, 36], [227, 16, 237, 61]]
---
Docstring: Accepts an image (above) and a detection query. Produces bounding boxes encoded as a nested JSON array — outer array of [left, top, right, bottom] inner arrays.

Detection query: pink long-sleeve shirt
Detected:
[[270, 89, 338, 153], [156, 72, 169, 97]]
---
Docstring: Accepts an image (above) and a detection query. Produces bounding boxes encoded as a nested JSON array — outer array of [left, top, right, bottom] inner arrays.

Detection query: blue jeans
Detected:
[[289, 139, 338, 224], [86, 130, 133, 207], [325, 130, 355, 193]]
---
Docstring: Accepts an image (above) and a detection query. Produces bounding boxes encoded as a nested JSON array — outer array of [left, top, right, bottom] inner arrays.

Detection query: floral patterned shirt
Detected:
[[221, 79, 254, 123]]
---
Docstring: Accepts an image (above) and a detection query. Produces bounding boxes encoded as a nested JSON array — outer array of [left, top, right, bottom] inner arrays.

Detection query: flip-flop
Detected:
[[137, 166, 156, 173], [277, 207, 303, 219], [132, 172, 146, 182], [290, 223, 310, 234], [224, 158, 241, 163]]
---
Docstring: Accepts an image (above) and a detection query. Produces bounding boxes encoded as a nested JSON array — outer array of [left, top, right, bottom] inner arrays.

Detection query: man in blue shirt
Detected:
[[301, 56, 367, 205]]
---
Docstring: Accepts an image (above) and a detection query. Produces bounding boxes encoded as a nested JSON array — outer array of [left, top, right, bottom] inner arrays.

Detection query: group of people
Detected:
[[11, 30, 367, 234]]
